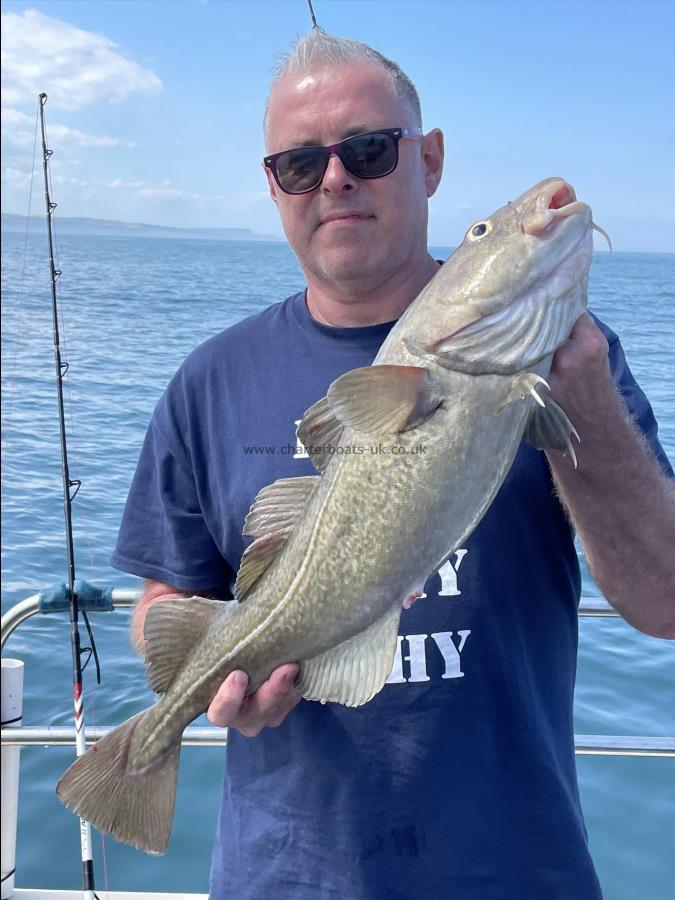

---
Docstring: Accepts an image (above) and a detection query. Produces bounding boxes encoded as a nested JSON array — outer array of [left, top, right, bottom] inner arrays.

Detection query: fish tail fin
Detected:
[[56, 710, 181, 855]]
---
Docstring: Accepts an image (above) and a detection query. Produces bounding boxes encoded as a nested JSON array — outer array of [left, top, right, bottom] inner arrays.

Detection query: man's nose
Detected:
[[321, 152, 356, 193]]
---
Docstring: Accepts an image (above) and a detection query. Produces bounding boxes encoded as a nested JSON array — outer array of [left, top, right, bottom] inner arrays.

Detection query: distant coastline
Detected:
[[1, 212, 282, 242]]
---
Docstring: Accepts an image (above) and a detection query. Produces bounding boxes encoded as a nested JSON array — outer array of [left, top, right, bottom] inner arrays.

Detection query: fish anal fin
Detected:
[[298, 603, 402, 707], [297, 396, 344, 474], [144, 597, 226, 694], [327, 365, 445, 434]]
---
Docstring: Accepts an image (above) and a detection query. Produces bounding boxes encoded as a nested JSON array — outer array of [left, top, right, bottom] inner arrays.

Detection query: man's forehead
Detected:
[[266, 63, 407, 147]]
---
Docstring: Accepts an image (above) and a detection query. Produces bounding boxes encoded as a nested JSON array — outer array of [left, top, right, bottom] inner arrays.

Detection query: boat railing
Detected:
[[2, 588, 674, 757], [2, 587, 674, 897]]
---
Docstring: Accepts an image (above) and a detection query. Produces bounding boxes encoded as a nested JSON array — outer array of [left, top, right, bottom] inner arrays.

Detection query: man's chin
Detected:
[[309, 247, 389, 286]]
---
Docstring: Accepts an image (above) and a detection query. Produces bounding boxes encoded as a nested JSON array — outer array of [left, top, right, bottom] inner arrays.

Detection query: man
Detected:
[[112, 29, 675, 900]]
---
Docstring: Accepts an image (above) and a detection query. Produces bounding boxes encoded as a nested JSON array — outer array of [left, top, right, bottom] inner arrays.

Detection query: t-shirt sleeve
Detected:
[[594, 313, 674, 478], [110, 375, 234, 592]]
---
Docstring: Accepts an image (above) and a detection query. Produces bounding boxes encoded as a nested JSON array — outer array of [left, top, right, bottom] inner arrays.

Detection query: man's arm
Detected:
[[134, 580, 301, 735], [546, 314, 675, 638]]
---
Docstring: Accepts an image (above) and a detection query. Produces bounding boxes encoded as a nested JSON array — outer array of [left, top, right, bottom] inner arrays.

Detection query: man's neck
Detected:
[[305, 253, 441, 327]]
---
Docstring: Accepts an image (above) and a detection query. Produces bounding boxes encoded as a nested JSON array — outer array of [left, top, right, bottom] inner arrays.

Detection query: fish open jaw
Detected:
[[522, 180, 590, 237], [549, 182, 576, 210]]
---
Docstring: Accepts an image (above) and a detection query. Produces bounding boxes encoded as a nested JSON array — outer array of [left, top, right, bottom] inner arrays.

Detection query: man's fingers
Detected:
[[239, 663, 300, 717], [207, 670, 249, 727], [267, 690, 303, 728], [234, 663, 301, 736], [206, 664, 301, 735]]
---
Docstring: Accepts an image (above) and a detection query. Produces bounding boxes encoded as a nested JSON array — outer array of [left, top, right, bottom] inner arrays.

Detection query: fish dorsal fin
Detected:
[[236, 475, 320, 601], [327, 365, 444, 434], [144, 596, 228, 694], [297, 602, 402, 707], [243, 475, 320, 539], [297, 396, 344, 474], [235, 534, 286, 601]]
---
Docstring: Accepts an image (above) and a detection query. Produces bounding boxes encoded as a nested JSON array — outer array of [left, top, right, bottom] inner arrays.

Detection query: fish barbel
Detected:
[[57, 177, 595, 854]]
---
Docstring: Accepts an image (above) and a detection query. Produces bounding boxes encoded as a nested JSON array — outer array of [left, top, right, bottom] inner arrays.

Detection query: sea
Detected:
[[1, 231, 674, 898]]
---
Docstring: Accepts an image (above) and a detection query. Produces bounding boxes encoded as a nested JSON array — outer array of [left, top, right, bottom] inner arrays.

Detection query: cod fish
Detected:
[[57, 177, 599, 854]]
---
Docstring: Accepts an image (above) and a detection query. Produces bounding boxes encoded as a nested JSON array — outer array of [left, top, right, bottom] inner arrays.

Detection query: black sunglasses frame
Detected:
[[263, 127, 423, 195]]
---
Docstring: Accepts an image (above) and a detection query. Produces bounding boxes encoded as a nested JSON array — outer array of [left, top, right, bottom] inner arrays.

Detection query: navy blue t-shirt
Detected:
[[112, 291, 672, 900]]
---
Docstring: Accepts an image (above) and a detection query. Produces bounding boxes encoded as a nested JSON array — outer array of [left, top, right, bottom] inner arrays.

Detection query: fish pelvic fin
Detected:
[[298, 602, 402, 707], [56, 710, 181, 856], [144, 596, 227, 693], [326, 365, 445, 434]]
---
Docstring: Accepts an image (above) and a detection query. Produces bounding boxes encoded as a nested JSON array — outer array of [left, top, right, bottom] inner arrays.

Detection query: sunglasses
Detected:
[[263, 127, 424, 195]]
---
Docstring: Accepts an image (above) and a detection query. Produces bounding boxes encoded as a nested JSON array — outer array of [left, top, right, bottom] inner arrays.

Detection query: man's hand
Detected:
[[543, 314, 675, 638], [207, 663, 302, 737], [547, 313, 613, 446]]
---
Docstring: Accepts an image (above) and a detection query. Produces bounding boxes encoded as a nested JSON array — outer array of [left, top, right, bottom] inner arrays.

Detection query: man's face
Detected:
[[264, 63, 443, 293]]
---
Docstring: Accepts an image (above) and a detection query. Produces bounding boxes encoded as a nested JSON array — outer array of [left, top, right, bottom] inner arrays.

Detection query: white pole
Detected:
[[1, 658, 24, 899]]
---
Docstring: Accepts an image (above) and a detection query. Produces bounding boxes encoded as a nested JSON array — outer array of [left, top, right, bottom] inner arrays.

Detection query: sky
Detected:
[[1, 0, 674, 251]]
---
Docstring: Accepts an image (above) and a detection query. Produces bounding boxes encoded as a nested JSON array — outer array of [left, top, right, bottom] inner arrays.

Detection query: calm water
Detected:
[[1, 232, 674, 897]]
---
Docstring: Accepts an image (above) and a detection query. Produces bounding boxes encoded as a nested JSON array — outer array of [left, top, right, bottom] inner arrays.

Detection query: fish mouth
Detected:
[[521, 179, 589, 238], [520, 178, 612, 251]]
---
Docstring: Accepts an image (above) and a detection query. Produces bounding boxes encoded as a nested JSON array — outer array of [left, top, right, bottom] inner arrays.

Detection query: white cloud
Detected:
[[2, 108, 34, 128], [1, 9, 162, 111], [139, 186, 182, 199], [107, 178, 147, 189], [49, 122, 134, 148], [1, 107, 37, 147], [1, 106, 133, 152], [106, 178, 183, 198], [1, 167, 33, 189], [53, 174, 89, 188]]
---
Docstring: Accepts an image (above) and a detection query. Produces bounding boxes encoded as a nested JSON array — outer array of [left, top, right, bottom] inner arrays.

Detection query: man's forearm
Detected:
[[547, 392, 675, 638]]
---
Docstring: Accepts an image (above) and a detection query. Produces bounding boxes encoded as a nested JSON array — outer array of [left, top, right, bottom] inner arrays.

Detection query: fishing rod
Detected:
[[38, 91, 100, 900], [307, 0, 319, 28]]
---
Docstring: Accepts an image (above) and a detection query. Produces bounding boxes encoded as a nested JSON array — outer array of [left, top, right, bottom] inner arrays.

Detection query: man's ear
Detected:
[[263, 162, 279, 205], [422, 128, 444, 199]]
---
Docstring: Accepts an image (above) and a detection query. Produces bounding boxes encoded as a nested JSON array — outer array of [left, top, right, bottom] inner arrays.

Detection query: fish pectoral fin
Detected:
[[298, 603, 402, 707], [498, 372, 550, 410], [144, 596, 230, 693], [327, 365, 445, 434], [298, 396, 344, 474], [519, 374, 580, 468]]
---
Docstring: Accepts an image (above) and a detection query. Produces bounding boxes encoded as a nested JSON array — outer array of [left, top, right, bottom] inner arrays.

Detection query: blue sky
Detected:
[[1, 0, 674, 251]]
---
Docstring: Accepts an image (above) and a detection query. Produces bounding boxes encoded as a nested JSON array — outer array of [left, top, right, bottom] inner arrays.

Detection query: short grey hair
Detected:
[[264, 28, 422, 141]]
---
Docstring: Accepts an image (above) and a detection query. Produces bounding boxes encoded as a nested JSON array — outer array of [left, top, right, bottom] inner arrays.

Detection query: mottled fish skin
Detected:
[[57, 177, 595, 854]]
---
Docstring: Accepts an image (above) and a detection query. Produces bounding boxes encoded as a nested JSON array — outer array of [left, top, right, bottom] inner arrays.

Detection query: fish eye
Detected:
[[467, 221, 492, 240]]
